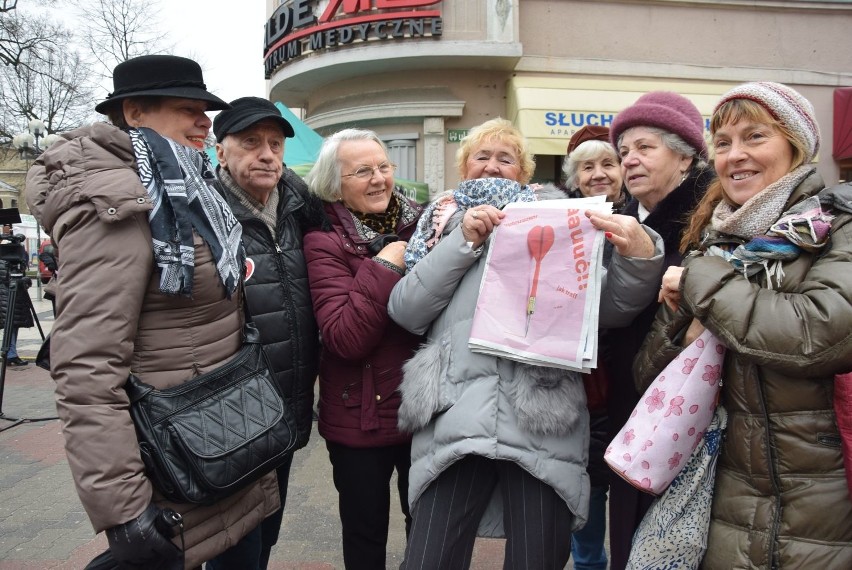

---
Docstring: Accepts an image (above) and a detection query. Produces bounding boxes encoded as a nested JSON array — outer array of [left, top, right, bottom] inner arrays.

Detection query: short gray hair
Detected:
[[305, 128, 390, 202], [617, 126, 708, 171], [562, 140, 619, 189]]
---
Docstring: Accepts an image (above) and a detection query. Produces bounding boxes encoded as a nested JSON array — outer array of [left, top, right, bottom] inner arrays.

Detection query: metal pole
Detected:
[[35, 221, 42, 301]]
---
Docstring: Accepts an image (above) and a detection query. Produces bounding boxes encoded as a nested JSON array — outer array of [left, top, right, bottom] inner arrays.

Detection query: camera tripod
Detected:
[[0, 268, 51, 431]]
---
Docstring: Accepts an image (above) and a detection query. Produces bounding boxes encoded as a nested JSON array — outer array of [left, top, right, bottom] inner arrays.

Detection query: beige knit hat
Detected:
[[714, 82, 820, 163]]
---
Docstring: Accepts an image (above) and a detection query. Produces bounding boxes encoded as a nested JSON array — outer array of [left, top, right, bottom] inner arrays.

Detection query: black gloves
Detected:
[[39, 251, 58, 273], [105, 504, 183, 569], [368, 233, 399, 255]]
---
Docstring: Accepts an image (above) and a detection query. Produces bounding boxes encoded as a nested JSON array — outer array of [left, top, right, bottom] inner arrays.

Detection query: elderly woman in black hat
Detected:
[[602, 91, 714, 570], [26, 55, 278, 569]]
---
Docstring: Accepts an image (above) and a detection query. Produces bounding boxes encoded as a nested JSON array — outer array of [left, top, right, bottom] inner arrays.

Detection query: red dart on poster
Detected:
[[468, 197, 610, 372]]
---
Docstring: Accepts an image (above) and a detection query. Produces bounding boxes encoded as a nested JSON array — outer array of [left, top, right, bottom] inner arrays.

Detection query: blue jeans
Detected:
[[571, 485, 608, 570], [6, 327, 19, 359]]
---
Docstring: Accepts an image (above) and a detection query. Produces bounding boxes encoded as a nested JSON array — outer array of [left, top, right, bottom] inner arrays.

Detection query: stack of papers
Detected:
[[468, 197, 611, 372]]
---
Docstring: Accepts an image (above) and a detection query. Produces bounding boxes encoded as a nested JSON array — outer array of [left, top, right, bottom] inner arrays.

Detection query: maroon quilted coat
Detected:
[[303, 197, 423, 448]]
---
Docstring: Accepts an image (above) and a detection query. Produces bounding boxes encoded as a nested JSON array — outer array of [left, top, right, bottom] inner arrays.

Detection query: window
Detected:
[[382, 134, 419, 187]]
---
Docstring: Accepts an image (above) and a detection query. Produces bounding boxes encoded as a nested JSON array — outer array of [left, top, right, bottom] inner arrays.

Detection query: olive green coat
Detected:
[[635, 173, 852, 569]]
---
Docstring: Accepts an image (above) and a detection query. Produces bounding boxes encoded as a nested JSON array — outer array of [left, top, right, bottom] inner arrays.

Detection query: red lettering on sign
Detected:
[[320, 0, 441, 23], [376, 0, 442, 7]]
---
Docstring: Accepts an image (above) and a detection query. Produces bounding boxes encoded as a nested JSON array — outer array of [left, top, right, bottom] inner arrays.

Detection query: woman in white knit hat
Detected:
[[636, 82, 852, 568]]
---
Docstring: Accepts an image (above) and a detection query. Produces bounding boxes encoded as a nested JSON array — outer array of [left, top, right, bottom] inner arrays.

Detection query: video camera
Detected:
[[0, 208, 28, 275]]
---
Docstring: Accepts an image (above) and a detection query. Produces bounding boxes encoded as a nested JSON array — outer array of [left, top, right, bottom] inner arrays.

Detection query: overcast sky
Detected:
[[64, 0, 269, 108], [148, 1, 268, 104]]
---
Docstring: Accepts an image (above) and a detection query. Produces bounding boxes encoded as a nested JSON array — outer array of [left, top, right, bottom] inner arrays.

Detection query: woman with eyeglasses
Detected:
[[302, 128, 424, 569], [388, 118, 665, 569]]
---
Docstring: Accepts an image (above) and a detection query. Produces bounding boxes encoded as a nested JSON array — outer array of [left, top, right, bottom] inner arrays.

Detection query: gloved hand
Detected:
[[105, 504, 182, 569]]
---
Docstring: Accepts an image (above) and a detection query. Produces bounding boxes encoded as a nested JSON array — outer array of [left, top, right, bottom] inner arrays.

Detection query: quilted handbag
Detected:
[[605, 328, 725, 495], [125, 321, 297, 505], [626, 406, 728, 570]]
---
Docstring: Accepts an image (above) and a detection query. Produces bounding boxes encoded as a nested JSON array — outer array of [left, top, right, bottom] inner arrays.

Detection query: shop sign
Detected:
[[544, 111, 710, 136], [541, 111, 710, 137], [264, 0, 443, 78], [447, 129, 468, 143]]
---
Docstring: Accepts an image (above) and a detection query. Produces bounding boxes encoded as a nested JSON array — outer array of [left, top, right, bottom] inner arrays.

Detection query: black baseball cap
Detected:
[[213, 97, 295, 141]]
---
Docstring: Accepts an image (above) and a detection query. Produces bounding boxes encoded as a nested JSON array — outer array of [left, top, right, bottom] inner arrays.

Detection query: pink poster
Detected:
[[468, 198, 609, 371]]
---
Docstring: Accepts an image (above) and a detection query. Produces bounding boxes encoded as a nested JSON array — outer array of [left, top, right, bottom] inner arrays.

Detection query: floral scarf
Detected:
[[404, 177, 536, 271], [707, 165, 833, 288]]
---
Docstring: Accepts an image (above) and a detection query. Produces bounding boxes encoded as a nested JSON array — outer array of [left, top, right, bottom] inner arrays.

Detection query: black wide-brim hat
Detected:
[[95, 55, 230, 114]]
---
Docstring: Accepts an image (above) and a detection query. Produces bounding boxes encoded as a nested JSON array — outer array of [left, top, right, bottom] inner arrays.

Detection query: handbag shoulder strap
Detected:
[[239, 279, 262, 344]]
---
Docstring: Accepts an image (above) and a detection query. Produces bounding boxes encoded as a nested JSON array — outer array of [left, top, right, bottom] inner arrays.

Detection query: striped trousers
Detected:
[[402, 455, 575, 570]]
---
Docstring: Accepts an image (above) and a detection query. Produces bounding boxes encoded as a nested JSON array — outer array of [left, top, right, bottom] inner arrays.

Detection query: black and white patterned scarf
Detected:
[[128, 127, 244, 297]]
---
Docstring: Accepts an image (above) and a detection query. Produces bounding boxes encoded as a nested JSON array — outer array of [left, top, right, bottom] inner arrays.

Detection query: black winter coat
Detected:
[[604, 167, 713, 432], [602, 166, 712, 570], [220, 168, 322, 449], [0, 258, 34, 329]]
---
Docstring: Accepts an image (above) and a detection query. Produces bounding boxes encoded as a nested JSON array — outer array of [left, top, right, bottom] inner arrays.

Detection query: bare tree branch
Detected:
[[0, 0, 173, 145], [0, 0, 18, 15], [74, 0, 172, 79], [0, 39, 95, 142], [0, 3, 64, 72]]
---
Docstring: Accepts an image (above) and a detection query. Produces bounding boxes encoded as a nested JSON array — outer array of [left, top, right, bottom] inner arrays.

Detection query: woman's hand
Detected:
[[375, 240, 407, 269], [659, 266, 704, 344], [462, 205, 504, 248], [683, 317, 706, 347], [659, 265, 685, 311], [585, 211, 656, 259]]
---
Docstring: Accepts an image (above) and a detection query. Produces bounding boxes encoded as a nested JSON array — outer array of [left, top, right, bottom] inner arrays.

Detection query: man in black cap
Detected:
[[212, 97, 323, 569]]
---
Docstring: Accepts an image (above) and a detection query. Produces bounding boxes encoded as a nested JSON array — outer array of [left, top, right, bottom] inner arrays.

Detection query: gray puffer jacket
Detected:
[[388, 186, 664, 534]]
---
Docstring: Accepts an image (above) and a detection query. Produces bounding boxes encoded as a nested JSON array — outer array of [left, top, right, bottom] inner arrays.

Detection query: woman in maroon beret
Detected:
[[604, 91, 714, 570]]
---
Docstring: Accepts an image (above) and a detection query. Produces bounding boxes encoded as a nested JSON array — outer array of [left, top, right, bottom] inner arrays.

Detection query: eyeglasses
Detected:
[[342, 162, 396, 180]]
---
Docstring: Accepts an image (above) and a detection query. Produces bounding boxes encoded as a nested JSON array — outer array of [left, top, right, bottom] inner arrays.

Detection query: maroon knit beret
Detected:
[[610, 91, 707, 158], [567, 125, 611, 156]]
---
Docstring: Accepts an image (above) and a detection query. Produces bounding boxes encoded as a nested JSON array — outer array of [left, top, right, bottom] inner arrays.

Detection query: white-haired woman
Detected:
[[604, 91, 714, 569], [561, 124, 627, 570], [563, 125, 628, 212], [303, 129, 423, 569]]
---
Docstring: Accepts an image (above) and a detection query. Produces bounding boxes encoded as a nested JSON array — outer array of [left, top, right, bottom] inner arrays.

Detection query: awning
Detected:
[[275, 102, 325, 166], [834, 87, 852, 160], [507, 76, 732, 156]]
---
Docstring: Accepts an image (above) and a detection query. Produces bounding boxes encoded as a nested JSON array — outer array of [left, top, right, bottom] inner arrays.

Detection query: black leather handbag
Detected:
[[125, 321, 296, 505]]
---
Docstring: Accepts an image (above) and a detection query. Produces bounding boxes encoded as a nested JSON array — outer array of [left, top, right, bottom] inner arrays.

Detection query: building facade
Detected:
[[265, 0, 852, 197]]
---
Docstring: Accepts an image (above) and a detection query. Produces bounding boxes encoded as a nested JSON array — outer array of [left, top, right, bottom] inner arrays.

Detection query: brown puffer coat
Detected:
[[26, 123, 278, 568], [634, 172, 852, 569]]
